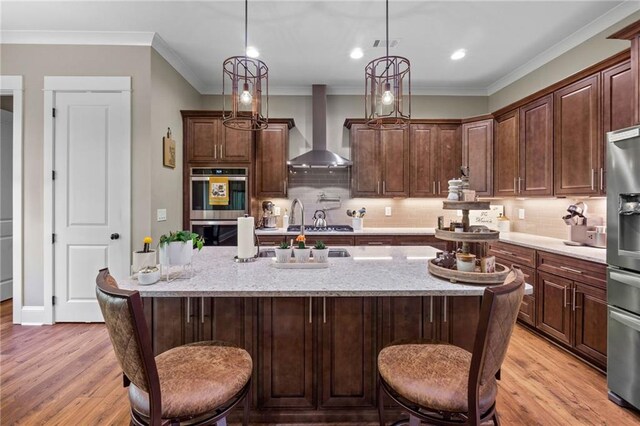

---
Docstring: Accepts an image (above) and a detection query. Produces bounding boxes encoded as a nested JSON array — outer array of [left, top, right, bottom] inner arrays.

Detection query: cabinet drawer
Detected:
[[537, 251, 606, 289], [304, 236, 355, 246], [257, 235, 286, 246], [487, 241, 536, 268], [496, 257, 536, 326], [393, 235, 438, 246], [355, 236, 395, 246]]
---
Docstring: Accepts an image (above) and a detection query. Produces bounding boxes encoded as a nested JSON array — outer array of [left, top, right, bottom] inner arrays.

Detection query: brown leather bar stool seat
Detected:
[[96, 269, 252, 426], [128, 341, 252, 421], [377, 269, 525, 426]]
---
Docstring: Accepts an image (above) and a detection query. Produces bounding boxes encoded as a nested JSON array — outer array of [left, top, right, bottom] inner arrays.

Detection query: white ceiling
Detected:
[[2, 1, 638, 95]]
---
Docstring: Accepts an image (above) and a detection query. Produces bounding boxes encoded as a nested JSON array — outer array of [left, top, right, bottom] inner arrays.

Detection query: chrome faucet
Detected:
[[290, 198, 305, 235]]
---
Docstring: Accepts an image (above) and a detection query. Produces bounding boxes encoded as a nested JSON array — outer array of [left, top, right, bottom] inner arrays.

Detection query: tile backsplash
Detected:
[[261, 169, 607, 240]]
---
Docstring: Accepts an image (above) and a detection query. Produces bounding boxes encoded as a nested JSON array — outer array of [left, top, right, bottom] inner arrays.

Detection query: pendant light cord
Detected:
[[386, 0, 389, 59], [245, 0, 248, 54]]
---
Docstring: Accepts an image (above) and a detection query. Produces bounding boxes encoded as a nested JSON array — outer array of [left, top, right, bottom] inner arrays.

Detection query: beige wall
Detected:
[[150, 50, 202, 245], [202, 94, 488, 160], [488, 11, 640, 112]]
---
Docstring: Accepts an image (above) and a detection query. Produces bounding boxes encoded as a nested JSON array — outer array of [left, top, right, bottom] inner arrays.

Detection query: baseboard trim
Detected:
[[0, 280, 12, 301], [21, 306, 45, 325]]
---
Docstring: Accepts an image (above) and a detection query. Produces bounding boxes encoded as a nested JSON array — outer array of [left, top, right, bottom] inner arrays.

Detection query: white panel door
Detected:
[[54, 92, 130, 322], [0, 109, 13, 301]]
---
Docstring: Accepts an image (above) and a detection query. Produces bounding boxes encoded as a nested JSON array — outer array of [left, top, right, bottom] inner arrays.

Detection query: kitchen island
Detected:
[[119, 246, 530, 423]]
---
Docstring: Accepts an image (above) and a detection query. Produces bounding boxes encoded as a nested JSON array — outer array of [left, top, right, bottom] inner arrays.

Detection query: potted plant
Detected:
[[313, 240, 329, 263], [132, 236, 157, 274], [293, 235, 311, 263], [275, 241, 291, 263], [158, 231, 204, 266]]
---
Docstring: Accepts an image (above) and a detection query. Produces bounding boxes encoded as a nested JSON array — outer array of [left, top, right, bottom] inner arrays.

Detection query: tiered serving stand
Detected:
[[428, 201, 510, 284]]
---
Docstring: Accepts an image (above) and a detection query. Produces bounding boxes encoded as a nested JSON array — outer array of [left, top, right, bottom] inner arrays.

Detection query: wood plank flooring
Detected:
[[1, 299, 639, 425]]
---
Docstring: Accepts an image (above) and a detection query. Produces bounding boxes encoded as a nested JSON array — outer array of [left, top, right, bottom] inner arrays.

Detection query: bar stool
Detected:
[[377, 269, 525, 426], [96, 269, 252, 426]]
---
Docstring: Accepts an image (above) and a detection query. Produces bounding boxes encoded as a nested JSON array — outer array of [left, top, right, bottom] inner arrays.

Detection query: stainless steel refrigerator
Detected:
[[606, 125, 640, 411]]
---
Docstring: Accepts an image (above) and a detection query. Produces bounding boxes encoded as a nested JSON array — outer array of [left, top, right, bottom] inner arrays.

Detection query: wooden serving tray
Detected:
[[270, 260, 329, 269], [428, 259, 510, 284], [442, 201, 491, 211], [435, 228, 500, 242]]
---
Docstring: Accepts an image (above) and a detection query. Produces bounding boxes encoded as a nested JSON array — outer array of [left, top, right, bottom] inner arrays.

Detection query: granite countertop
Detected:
[[255, 227, 436, 236], [118, 246, 533, 297], [497, 232, 606, 264]]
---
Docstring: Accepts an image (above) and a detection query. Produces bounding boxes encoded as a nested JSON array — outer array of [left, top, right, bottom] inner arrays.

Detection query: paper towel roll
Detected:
[[237, 216, 256, 259]]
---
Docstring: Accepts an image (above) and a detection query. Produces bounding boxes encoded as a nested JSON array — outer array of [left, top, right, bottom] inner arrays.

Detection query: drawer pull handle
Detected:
[[563, 286, 568, 308], [559, 266, 582, 274], [368, 242, 384, 245]]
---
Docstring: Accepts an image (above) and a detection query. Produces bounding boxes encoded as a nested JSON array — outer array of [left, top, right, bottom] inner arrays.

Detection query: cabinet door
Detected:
[[354, 236, 394, 246], [380, 297, 437, 346], [200, 297, 252, 349], [437, 125, 461, 198], [220, 125, 252, 163], [146, 297, 196, 355], [319, 297, 375, 408], [258, 297, 314, 409], [462, 119, 493, 196], [351, 124, 380, 197], [256, 123, 288, 197], [536, 272, 572, 345], [573, 282, 607, 368], [409, 124, 437, 197], [440, 296, 482, 352], [494, 110, 519, 197], [554, 74, 601, 196], [380, 128, 409, 197], [519, 95, 553, 196], [602, 60, 634, 195], [187, 117, 218, 162]]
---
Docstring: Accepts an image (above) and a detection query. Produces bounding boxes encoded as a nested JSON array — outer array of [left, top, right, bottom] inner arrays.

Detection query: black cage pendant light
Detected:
[[222, 0, 268, 130], [365, 0, 410, 129]]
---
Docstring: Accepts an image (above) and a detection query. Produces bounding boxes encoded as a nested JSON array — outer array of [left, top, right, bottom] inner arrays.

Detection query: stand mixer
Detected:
[[562, 201, 606, 248], [261, 201, 277, 229]]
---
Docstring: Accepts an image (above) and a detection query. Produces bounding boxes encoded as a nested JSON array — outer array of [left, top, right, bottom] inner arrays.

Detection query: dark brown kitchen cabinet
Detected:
[[351, 124, 380, 197], [258, 297, 314, 409], [143, 297, 195, 355], [186, 117, 218, 162], [462, 118, 493, 196], [409, 124, 461, 197], [602, 60, 634, 195], [380, 128, 410, 196], [536, 271, 573, 345], [519, 95, 554, 196], [379, 297, 438, 347], [256, 235, 286, 247], [573, 282, 607, 367], [609, 21, 640, 126], [219, 124, 252, 162], [554, 74, 601, 196], [494, 110, 519, 197], [256, 122, 289, 197], [354, 236, 395, 246], [182, 114, 253, 163], [319, 297, 375, 409], [303, 235, 355, 246], [439, 296, 482, 352], [493, 257, 536, 326]]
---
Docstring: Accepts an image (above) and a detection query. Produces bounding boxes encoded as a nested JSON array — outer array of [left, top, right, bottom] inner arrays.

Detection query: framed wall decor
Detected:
[[163, 127, 176, 168]]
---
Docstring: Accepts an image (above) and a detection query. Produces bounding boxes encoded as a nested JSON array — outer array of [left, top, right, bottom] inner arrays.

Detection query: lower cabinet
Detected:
[[439, 296, 482, 352], [536, 272, 573, 345]]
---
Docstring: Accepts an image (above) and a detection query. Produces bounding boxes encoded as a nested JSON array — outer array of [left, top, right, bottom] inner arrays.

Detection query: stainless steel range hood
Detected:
[[287, 85, 352, 168]]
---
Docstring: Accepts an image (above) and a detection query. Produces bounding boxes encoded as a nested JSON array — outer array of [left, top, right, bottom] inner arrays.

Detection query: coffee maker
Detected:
[[261, 201, 277, 229]]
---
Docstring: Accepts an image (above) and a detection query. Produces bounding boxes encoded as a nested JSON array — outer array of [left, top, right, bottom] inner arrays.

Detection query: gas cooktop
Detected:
[[287, 225, 354, 233]]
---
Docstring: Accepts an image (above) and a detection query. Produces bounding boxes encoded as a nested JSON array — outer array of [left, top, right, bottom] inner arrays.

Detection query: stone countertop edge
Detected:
[[496, 232, 606, 264], [256, 227, 437, 236]]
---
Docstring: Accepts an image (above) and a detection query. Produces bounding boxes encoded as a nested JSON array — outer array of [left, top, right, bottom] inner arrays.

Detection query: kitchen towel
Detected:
[[237, 216, 256, 259], [209, 177, 229, 205]]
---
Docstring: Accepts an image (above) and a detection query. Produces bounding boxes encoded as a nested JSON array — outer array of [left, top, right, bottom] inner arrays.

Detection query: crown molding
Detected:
[[0, 30, 155, 46], [487, 0, 640, 96], [202, 84, 488, 97], [150, 34, 207, 93]]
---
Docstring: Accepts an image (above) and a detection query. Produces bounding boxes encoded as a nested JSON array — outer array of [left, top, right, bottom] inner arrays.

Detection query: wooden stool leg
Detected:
[[377, 377, 386, 426], [492, 412, 501, 426], [242, 387, 251, 426], [408, 414, 420, 426]]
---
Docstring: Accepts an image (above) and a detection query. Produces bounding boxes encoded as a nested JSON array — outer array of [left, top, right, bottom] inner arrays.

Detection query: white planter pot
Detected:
[[159, 241, 193, 266], [132, 250, 156, 274], [313, 248, 329, 263], [274, 248, 291, 263], [293, 248, 311, 263]]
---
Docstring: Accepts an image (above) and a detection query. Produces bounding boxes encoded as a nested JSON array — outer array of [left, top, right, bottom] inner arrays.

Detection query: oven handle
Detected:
[[190, 220, 239, 226], [191, 176, 247, 182], [610, 270, 640, 290], [610, 307, 640, 332]]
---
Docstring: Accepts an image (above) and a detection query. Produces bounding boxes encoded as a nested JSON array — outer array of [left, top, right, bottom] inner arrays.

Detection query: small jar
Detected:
[[456, 253, 477, 272]]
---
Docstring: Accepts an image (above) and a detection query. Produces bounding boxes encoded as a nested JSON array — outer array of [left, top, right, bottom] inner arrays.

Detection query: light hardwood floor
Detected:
[[1, 300, 639, 425]]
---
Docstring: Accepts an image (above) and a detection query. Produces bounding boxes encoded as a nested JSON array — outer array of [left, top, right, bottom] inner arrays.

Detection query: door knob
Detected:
[[110, 233, 120, 240]]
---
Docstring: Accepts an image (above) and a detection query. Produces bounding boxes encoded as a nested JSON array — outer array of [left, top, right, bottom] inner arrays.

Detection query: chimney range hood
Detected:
[[287, 85, 352, 168]]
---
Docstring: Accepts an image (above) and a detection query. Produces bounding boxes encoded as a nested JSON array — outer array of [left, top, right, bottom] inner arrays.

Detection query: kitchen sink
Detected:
[[258, 248, 351, 258]]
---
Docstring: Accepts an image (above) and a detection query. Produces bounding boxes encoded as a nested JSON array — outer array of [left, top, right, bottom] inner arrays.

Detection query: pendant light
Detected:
[[222, 0, 268, 131], [365, 0, 411, 129]]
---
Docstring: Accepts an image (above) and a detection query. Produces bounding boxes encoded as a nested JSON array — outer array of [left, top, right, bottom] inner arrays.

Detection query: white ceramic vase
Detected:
[[313, 248, 329, 263], [274, 248, 291, 263], [159, 241, 193, 266], [293, 248, 311, 263]]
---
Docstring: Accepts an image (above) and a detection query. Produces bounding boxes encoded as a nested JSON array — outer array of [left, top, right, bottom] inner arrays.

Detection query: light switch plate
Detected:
[[518, 208, 525, 220], [157, 209, 167, 222], [385, 206, 392, 216]]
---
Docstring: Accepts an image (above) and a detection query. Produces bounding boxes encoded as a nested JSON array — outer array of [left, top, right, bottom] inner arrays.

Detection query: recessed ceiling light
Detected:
[[451, 49, 466, 60], [246, 46, 259, 58], [350, 48, 364, 59]]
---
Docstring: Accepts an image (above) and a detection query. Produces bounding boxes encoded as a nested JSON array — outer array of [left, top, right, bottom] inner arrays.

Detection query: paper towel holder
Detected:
[[235, 215, 260, 263]]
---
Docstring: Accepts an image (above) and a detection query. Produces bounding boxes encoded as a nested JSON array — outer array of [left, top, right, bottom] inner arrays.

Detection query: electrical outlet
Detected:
[[157, 209, 167, 222], [385, 206, 392, 216], [518, 208, 525, 220], [274, 206, 281, 216], [457, 210, 463, 217]]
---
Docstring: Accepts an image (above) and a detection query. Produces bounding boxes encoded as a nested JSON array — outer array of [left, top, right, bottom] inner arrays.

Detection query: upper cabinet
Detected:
[[182, 112, 253, 163], [255, 120, 294, 198], [350, 123, 409, 198], [609, 21, 640, 126], [462, 118, 493, 197], [409, 124, 461, 197], [554, 75, 600, 196], [494, 96, 553, 197]]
